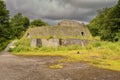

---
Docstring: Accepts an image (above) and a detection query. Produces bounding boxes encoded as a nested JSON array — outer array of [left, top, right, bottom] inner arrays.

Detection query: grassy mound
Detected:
[[24, 25, 92, 39]]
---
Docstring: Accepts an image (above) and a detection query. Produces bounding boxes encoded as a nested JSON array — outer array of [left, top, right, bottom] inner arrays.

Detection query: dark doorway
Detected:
[[26, 33, 31, 38], [81, 32, 84, 36], [59, 39, 62, 45], [37, 39, 42, 47]]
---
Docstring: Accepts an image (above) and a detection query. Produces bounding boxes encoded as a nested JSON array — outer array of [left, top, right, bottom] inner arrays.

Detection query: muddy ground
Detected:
[[0, 52, 120, 80]]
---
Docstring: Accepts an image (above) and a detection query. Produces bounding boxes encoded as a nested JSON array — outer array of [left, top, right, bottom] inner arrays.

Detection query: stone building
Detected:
[[25, 20, 92, 47]]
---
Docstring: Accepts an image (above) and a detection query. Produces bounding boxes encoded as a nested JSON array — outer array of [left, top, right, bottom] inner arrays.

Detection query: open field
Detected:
[[11, 41, 120, 71], [0, 52, 120, 80]]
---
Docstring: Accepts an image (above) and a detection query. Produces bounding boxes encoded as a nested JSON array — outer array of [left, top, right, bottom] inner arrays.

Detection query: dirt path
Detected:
[[0, 52, 120, 80]]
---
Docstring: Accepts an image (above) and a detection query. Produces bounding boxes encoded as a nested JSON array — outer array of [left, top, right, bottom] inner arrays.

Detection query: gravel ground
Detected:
[[0, 52, 120, 80]]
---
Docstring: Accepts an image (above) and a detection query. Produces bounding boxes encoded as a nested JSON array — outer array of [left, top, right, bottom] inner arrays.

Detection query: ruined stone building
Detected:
[[25, 20, 92, 47]]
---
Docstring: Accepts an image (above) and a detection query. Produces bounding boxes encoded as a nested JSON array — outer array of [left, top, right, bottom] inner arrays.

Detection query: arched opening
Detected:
[[26, 33, 30, 38], [81, 32, 84, 36]]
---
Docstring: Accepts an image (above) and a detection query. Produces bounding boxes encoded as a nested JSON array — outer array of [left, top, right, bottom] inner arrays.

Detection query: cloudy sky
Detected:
[[4, 0, 118, 25]]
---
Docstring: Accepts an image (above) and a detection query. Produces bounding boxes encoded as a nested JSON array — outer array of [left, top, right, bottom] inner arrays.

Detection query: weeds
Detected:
[[10, 40, 120, 71]]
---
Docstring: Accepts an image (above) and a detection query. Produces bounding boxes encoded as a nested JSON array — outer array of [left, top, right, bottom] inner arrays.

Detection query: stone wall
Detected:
[[30, 38, 42, 47], [30, 38, 88, 47], [41, 39, 60, 48], [61, 39, 88, 47]]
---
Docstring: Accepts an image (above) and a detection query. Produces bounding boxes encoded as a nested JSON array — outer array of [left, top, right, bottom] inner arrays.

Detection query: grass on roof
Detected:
[[23, 26, 92, 39]]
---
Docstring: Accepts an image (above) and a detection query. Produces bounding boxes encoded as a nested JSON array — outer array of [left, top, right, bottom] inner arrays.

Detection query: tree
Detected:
[[88, 8, 110, 36], [101, 0, 120, 41], [22, 17, 30, 29], [10, 13, 30, 38], [30, 19, 47, 27], [88, 0, 120, 42], [0, 0, 9, 25], [0, 0, 10, 50], [0, 0, 9, 37]]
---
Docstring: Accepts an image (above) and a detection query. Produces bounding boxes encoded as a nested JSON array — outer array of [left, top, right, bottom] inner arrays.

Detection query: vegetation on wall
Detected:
[[88, 0, 120, 42]]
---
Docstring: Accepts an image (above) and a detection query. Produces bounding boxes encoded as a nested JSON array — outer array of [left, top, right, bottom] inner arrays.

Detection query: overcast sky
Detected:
[[4, 0, 118, 25]]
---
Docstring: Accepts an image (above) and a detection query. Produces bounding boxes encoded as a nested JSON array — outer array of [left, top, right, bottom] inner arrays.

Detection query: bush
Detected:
[[0, 40, 10, 51], [10, 38, 31, 52]]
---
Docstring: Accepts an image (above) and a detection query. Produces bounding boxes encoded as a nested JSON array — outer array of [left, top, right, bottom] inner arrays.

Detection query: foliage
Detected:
[[11, 41, 120, 71], [0, 0, 31, 51], [22, 17, 30, 29], [10, 13, 30, 38], [0, 0, 9, 26], [0, 39, 10, 51], [88, 0, 120, 42], [30, 19, 48, 27], [0, 0, 10, 50]]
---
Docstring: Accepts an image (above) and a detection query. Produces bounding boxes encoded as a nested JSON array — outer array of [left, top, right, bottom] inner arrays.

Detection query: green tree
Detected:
[[0, 0, 10, 50], [0, 0, 9, 37], [30, 19, 47, 27], [88, 0, 120, 42], [22, 17, 30, 29], [10, 13, 30, 38], [101, 0, 120, 41], [88, 8, 110, 36]]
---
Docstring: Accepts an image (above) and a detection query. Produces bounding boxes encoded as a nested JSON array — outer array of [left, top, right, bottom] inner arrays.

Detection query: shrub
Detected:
[[0, 41, 10, 51]]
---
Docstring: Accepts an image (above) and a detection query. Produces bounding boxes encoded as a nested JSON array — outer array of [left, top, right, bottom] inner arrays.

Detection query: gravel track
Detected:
[[0, 52, 120, 80]]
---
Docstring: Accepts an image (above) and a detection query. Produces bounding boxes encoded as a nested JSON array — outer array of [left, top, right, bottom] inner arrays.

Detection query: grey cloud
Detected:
[[60, 0, 117, 9], [4, 0, 118, 25]]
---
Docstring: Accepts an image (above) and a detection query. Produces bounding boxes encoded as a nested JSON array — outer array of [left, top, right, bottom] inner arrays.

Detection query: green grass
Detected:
[[10, 40, 120, 71]]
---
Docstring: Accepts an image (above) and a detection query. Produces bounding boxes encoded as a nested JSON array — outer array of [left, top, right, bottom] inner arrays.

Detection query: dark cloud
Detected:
[[4, 0, 118, 25], [60, 0, 117, 9]]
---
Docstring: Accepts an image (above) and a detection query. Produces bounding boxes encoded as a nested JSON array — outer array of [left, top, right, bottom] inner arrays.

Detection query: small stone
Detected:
[[77, 51, 80, 54]]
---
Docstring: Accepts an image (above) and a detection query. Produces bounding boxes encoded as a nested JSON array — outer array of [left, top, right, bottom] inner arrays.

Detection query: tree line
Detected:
[[88, 0, 120, 42], [0, 0, 47, 50]]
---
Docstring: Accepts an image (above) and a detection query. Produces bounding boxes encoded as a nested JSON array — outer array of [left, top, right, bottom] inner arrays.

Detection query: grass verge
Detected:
[[11, 41, 120, 71]]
